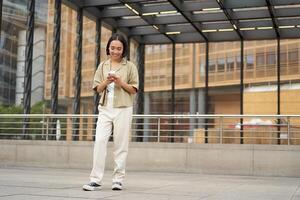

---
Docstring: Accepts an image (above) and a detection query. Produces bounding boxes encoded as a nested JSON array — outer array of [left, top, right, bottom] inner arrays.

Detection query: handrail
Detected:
[[0, 114, 300, 118], [0, 114, 299, 145]]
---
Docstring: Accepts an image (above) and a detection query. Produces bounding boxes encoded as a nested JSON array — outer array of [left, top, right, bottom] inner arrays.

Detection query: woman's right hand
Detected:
[[96, 79, 113, 93], [106, 75, 115, 84]]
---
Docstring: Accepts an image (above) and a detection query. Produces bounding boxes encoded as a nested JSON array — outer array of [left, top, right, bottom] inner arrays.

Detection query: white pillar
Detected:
[[16, 28, 45, 106]]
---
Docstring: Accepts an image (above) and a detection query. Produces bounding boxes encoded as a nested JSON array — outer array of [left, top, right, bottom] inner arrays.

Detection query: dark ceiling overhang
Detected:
[[63, 0, 300, 44]]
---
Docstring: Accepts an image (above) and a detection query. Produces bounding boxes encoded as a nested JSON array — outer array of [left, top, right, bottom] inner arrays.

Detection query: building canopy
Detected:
[[65, 0, 300, 44]]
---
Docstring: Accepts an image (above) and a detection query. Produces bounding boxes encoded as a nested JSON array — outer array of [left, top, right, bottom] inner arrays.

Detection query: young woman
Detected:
[[83, 33, 139, 191]]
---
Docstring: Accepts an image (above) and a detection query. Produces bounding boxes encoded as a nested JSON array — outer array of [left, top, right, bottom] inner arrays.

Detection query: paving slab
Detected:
[[0, 167, 299, 200]]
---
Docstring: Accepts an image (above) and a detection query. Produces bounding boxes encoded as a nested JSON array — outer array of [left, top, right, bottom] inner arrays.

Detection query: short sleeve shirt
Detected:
[[92, 58, 139, 108]]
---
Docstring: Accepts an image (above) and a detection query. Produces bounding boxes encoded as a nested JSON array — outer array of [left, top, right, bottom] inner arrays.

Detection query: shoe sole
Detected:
[[112, 184, 122, 190], [112, 187, 122, 191], [82, 185, 101, 191]]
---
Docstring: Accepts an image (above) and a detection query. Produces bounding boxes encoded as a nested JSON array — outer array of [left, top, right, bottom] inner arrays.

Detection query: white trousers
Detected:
[[89, 106, 133, 184]]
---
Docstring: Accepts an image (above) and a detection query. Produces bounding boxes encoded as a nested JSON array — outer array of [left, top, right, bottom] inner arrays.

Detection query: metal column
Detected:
[[127, 36, 131, 61], [0, 0, 3, 38], [72, 7, 83, 140], [51, 0, 61, 115], [93, 19, 101, 138], [204, 42, 209, 143], [170, 42, 176, 142], [171, 43, 176, 114], [93, 20, 101, 115], [22, 0, 35, 137], [277, 38, 281, 144], [189, 43, 196, 139], [50, 0, 61, 140], [136, 43, 145, 142], [240, 40, 244, 144]]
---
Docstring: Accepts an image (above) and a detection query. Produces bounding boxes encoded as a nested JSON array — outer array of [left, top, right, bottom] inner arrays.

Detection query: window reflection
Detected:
[[1, 0, 27, 105]]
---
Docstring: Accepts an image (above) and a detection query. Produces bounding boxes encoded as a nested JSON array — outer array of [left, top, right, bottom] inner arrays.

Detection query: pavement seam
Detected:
[[124, 183, 203, 198], [0, 193, 102, 199], [0, 184, 80, 190], [197, 182, 248, 200], [290, 183, 300, 200], [130, 190, 199, 198]]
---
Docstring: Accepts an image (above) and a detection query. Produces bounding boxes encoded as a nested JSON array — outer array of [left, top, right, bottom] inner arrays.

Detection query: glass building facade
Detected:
[[0, 1, 300, 143], [0, 0, 47, 105]]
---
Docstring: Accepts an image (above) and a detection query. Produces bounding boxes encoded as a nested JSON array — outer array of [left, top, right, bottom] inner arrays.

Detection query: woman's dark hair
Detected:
[[106, 33, 128, 58]]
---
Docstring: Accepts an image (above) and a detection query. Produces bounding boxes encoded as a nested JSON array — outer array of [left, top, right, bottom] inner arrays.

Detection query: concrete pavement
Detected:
[[0, 167, 299, 200]]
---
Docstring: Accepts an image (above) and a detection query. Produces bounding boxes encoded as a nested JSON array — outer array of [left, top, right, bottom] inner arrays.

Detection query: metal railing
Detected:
[[0, 114, 299, 145]]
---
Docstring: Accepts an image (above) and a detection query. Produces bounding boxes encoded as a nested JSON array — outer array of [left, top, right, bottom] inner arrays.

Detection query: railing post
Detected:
[[287, 116, 290, 145], [220, 117, 223, 144], [46, 116, 49, 141], [157, 117, 161, 143]]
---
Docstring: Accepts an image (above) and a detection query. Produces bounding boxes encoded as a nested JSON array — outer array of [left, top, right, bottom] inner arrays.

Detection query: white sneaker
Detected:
[[112, 182, 122, 190], [82, 182, 101, 191]]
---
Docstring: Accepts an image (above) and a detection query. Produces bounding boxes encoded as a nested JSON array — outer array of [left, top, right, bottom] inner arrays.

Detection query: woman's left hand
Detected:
[[110, 74, 136, 94], [112, 75, 122, 86]]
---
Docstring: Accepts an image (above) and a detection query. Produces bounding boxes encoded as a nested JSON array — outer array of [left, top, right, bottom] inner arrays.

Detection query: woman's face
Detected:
[[109, 40, 123, 61]]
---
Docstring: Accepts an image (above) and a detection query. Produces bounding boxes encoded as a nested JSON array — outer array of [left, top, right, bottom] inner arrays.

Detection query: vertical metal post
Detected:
[[204, 42, 209, 143], [171, 43, 176, 113], [46, 116, 49, 141], [190, 43, 196, 139], [240, 40, 244, 144], [157, 117, 161, 143], [136, 43, 145, 142], [220, 117, 223, 144], [0, 0, 3, 38], [127, 36, 131, 61], [93, 19, 101, 139], [277, 38, 281, 144], [51, 0, 61, 115], [171, 42, 176, 142], [50, 0, 61, 140], [22, 0, 35, 138], [72, 7, 83, 140], [287, 117, 290, 145]]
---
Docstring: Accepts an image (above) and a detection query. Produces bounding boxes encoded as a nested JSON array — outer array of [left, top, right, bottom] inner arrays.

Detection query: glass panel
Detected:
[[45, 4, 77, 115], [175, 43, 193, 90], [1, 0, 28, 106], [78, 16, 96, 140], [129, 39, 139, 66], [144, 44, 172, 92], [209, 42, 240, 87], [256, 53, 265, 66], [195, 43, 205, 88], [243, 40, 277, 144], [147, 91, 171, 114], [81, 16, 96, 98], [280, 39, 300, 145], [100, 26, 111, 59], [207, 42, 241, 144]]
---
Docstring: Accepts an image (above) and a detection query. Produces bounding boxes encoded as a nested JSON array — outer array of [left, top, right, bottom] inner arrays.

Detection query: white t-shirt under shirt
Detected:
[[106, 82, 115, 108], [106, 70, 116, 108]]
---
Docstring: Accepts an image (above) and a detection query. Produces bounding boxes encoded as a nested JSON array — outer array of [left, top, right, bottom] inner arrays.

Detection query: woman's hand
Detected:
[[95, 78, 113, 93], [107, 75, 115, 83], [110, 74, 122, 86], [107, 74, 137, 94]]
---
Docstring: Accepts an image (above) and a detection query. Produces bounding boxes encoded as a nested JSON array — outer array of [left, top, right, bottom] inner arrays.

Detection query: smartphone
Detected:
[[108, 70, 116, 77]]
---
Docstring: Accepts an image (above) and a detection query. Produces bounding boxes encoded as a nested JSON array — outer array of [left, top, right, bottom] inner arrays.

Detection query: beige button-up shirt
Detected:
[[92, 58, 139, 108]]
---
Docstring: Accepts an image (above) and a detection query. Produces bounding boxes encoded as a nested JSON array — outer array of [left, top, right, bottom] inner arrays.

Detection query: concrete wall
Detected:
[[0, 140, 299, 177]]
